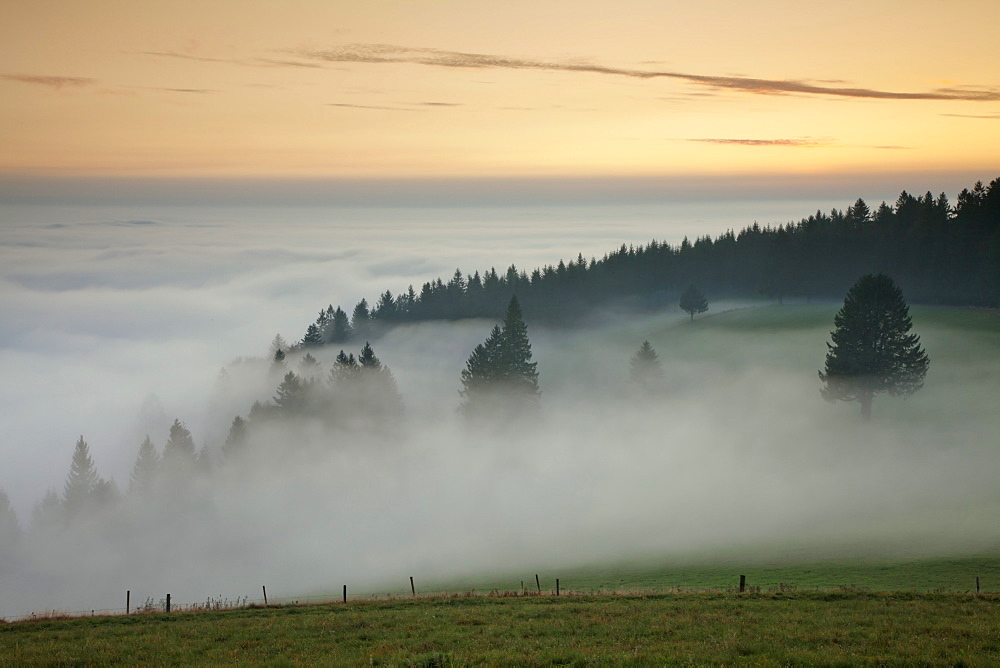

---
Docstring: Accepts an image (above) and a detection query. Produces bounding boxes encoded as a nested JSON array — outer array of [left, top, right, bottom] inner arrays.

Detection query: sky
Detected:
[[1, 0, 999, 199]]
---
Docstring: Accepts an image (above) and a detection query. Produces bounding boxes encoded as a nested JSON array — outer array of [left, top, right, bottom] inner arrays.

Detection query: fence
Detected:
[[4, 573, 992, 623]]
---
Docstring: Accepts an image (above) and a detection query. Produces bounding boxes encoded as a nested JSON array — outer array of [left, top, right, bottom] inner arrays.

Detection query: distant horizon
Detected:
[[1, 170, 992, 208]]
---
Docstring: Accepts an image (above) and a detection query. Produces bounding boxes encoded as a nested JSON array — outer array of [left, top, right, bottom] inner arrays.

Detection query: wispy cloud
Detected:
[[1, 74, 95, 89], [296, 44, 1000, 102], [141, 51, 234, 64], [941, 112, 1000, 119], [418, 101, 462, 107], [687, 138, 829, 147], [327, 102, 417, 112]]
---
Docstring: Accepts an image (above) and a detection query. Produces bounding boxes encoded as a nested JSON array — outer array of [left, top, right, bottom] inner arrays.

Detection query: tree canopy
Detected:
[[680, 285, 709, 321]]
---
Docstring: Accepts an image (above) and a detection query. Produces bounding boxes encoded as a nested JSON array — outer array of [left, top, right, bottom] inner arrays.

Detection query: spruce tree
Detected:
[[0, 489, 22, 546], [327, 307, 352, 343], [223, 415, 249, 458], [819, 273, 930, 419], [63, 436, 99, 518], [31, 489, 61, 532], [273, 371, 306, 416], [629, 340, 663, 388], [351, 299, 371, 340], [162, 419, 196, 475], [459, 296, 539, 416], [128, 436, 160, 496], [302, 323, 323, 348]]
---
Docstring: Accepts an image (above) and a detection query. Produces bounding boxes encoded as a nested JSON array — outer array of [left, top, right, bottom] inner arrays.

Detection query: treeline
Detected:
[[294, 177, 1000, 347]]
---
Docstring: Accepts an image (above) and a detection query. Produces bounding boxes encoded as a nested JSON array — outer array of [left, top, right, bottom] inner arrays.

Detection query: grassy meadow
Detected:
[[4, 591, 1000, 666]]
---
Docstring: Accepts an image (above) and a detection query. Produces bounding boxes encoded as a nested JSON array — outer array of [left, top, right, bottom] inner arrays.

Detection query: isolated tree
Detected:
[[629, 341, 663, 388], [680, 284, 709, 321], [63, 436, 99, 518], [128, 436, 160, 496], [460, 296, 539, 416], [819, 273, 929, 419]]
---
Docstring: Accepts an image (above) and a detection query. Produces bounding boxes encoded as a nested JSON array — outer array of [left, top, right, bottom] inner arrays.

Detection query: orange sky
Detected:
[[2, 0, 999, 182]]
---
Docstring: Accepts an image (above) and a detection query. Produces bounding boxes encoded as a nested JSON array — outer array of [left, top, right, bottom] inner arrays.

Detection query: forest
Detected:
[[294, 178, 1000, 346]]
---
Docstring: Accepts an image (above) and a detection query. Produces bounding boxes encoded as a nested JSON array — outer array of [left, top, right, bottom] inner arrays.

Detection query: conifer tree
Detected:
[[273, 371, 306, 416], [351, 299, 371, 340], [268, 334, 288, 358], [162, 419, 196, 475], [330, 350, 360, 385], [680, 285, 709, 321], [326, 307, 352, 343], [820, 273, 929, 419], [459, 296, 539, 415], [629, 341, 663, 388], [31, 489, 61, 532], [298, 352, 322, 381], [63, 436, 99, 518], [0, 489, 22, 546], [223, 415, 249, 458], [302, 323, 323, 348], [128, 436, 160, 496]]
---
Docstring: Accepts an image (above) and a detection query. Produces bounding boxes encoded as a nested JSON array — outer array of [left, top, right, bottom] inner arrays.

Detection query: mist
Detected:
[[2, 199, 998, 620]]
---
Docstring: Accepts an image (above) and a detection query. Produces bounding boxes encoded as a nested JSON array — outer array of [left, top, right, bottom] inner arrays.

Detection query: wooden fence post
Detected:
[[976, 577, 981, 594], [343, 585, 347, 603], [166, 594, 171, 613], [263, 585, 268, 605], [739, 575, 746, 593], [556, 579, 560, 596], [410, 576, 416, 597], [126, 590, 130, 616], [535, 574, 541, 594]]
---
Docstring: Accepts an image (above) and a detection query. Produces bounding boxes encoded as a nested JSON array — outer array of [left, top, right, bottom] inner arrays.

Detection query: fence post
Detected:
[[739, 575, 746, 593], [126, 590, 130, 616], [976, 577, 981, 594], [535, 574, 541, 594], [410, 576, 416, 597], [263, 585, 268, 605], [556, 579, 560, 596], [343, 585, 347, 603], [166, 594, 171, 613]]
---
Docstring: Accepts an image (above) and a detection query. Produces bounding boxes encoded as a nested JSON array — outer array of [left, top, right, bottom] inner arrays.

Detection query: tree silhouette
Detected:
[[460, 296, 539, 416], [63, 436, 99, 519], [128, 436, 160, 497], [819, 273, 930, 419], [680, 285, 709, 321], [629, 341, 663, 389], [223, 415, 249, 458], [162, 419, 197, 476]]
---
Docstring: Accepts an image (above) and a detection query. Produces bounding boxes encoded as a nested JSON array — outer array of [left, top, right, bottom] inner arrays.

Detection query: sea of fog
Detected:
[[3, 196, 998, 619], [0, 198, 839, 514]]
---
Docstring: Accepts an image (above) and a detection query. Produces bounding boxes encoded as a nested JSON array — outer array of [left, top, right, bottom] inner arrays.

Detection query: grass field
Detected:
[[4, 591, 1000, 666]]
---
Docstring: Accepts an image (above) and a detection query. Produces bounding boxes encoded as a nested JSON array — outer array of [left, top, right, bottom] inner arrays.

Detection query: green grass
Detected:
[[5, 592, 1000, 666]]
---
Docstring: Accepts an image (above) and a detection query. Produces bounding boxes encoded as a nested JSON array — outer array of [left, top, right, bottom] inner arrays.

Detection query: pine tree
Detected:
[[0, 489, 22, 546], [680, 285, 709, 321], [63, 436, 99, 519], [302, 323, 323, 348], [273, 371, 305, 416], [298, 352, 322, 381], [351, 299, 371, 340], [268, 333, 288, 358], [162, 419, 196, 474], [326, 307, 352, 343], [31, 489, 61, 532], [629, 341, 663, 389], [223, 415, 249, 458], [128, 436, 160, 496], [459, 296, 539, 416], [330, 350, 360, 385], [819, 273, 930, 419]]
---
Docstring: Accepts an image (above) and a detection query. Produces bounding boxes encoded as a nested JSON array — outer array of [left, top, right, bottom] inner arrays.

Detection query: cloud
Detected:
[[941, 113, 1000, 120], [296, 44, 1000, 102], [141, 51, 234, 64], [1, 74, 95, 89], [327, 102, 417, 112], [419, 101, 462, 107], [687, 138, 829, 147], [150, 88, 219, 94]]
